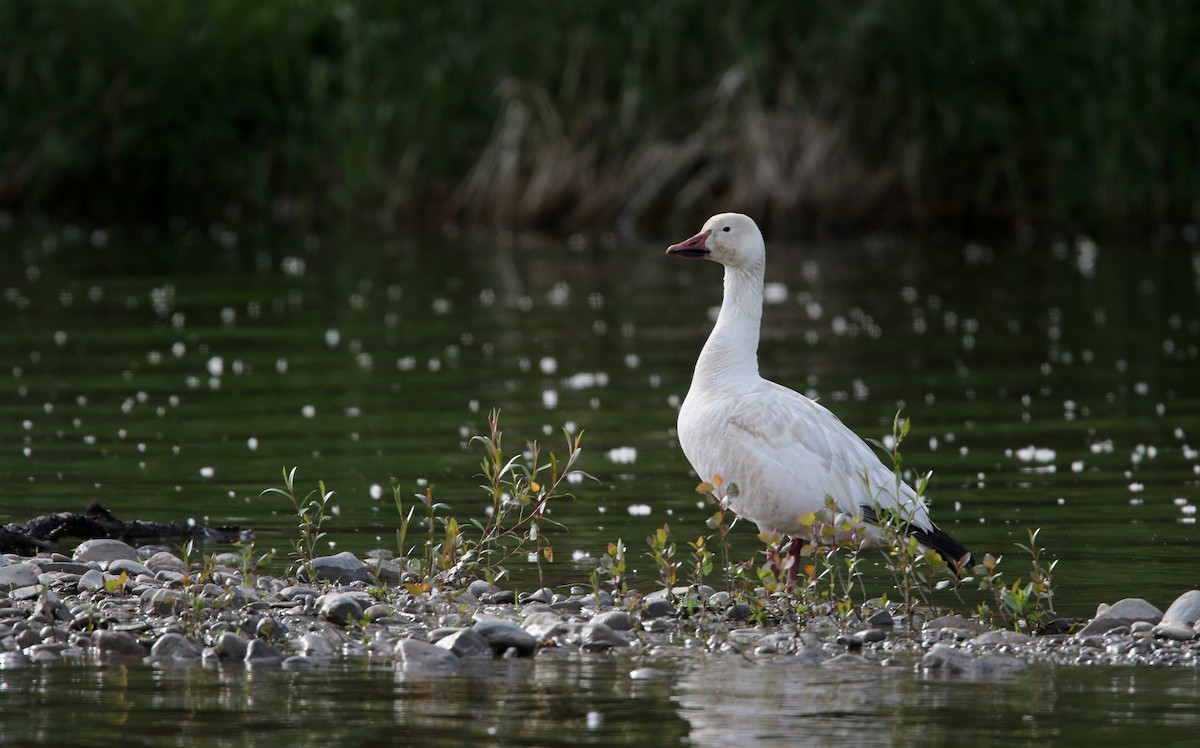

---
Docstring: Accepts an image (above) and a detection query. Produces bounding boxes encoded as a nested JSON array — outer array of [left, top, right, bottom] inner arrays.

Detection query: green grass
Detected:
[[2, 1, 1197, 236]]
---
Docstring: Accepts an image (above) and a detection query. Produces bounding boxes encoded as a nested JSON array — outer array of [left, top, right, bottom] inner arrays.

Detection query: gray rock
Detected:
[[306, 552, 372, 584], [920, 643, 1028, 674], [150, 633, 201, 660], [364, 558, 402, 585], [520, 587, 554, 604], [467, 580, 502, 599], [141, 588, 186, 615], [255, 617, 286, 639], [362, 604, 393, 623], [706, 591, 732, 609], [220, 585, 261, 610], [971, 629, 1031, 646], [0, 563, 41, 590], [435, 628, 494, 658], [91, 630, 146, 657], [0, 652, 32, 669], [244, 639, 285, 664], [868, 609, 895, 627], [642, 598, 675, 619], [280, 586, 320, 601], [37, 561, 92, 575], [73, 539, 139, 564], [522, 611, 567, 640], [473, 617, 537, 655], [1161, 590, 1200, 627], [1151, 621, 1197, 641], [282, 655, 318, 670], [317, 592, 365, 625], [578, 590, 614, 607], [300, 632, 338, 658], [395, 638, 462, 674], [581, 621, 629, 650], [853, 627, 887, 644], [1078, 598, 1163, 636], [144, 551, 189, 575], [822, 653, 871, 667], [592, 610, 636, 631], [630, 667, 667, 679], [108, 559, 152, 578], [215, 632, 248, 660]]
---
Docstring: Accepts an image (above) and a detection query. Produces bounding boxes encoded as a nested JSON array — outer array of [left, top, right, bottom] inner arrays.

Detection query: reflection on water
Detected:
[[2, 226, 1200, 743]]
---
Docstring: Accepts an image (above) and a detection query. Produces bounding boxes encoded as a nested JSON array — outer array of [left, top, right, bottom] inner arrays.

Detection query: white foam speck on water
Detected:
[[369, 484, 383, 500], [606, 446, 637, 464], [199, 466, 214, 478], [627, 503, 651, 516], [301, 405, 316, 418]]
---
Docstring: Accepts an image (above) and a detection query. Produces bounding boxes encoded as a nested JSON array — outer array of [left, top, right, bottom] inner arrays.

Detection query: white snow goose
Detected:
[[667, 212, 971, 569]]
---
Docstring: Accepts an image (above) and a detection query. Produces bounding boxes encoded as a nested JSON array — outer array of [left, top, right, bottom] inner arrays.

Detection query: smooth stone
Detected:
[[300, 632, 338, 658], [630, 667, 667, 680], [221, 586, 261, 609], [37, 562, 92, 575], [91, 633, 147, 653], [1078, 598, 1164, 636], [467, 580, 502, 599], [282, 655, 318, 670], [706, 591, 732, 609], [255, 617, 286, 639], [150, 633, 201, 660], [306, 552, 372, 584], [490, 591, 516, 605], [522, 611, 567, 639], [244, 639, 285, 664], [435, 628, 494, 658], [591, 610, 635, 631], [472, 618, 536, 655], [364, 558, 402, 585], [10, 585, 43, 600], [1152, 621, 1197, 641], [822, 653, 870, 666], [0, 563, 41, 590], [578, 591, 615, 608], [868, 609, 895, 627], [143, 551, 189, 574], [362, 604, 393, 623], [141, 588, 186, 615], [395, 638, 462, 674], [1130, 621, 1154, 634], [317, 592, 365, 625], [1161, 590, 1200, 627], [280, 586, 320, 601], [35, 589, 71, 621], [215, 632, 248, 660], [642, 599, 675, 619], [920, 643, 1027, 674], [73, 539, 139, 564], [519, 587, 554, 604], [108, 559, 152, 578], [581, 621, 629, 650], [971, 629, 1031, 646], [853, 627, 887, 644]]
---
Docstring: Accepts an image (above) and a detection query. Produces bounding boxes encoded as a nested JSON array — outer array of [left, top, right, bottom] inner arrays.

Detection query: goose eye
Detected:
[[722, 226, 731, 233]]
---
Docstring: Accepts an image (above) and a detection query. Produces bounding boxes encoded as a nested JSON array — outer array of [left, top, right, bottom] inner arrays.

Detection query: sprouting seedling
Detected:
[[260, 467, 335, 581]]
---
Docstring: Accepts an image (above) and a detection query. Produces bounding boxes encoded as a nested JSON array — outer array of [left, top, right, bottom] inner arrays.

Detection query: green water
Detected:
[[2, 225, 1199, 744]]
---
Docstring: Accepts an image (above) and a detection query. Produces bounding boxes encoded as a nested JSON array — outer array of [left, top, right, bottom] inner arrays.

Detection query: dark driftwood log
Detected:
[[0, 501, 246, 555]]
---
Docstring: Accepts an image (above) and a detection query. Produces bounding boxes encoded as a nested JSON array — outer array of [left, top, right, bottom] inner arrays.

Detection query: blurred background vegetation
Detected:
[[1, 0, 1197, 238]]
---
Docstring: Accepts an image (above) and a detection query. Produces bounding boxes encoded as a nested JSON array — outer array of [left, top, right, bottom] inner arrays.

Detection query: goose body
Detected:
[[667, 213, 969, 564]]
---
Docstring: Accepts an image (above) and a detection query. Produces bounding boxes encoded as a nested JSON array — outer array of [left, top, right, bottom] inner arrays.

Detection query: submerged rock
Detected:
[[473, 617, 536, 655], [435, 628, 493, 658], [149, 633, 201, 661], [91, 630, 146, 657]]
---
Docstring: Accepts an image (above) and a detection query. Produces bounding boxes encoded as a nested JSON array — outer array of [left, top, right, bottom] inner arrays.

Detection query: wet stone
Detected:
[[300, 632, 338, 658], [395, 638, 462, 675], [215, 632, 248, 660], [591, 610, 635, 631], [520, 587, 554, 605], [1152, 622, 1197, 641], [245, 638, 285, 665], [867, 609, 895, 628], [642, 599, 675, 619], [467, 580, 501, 599], [436, 628, 493, 658], [581, 620, 629, 650], [282, 655, 317, 670], [578, 591, 614, 608], [630, 667, 667, 680], [822, 653, 870, 667], [150, 633, 201, 661], [854, 627, 887, 644], [522, 611, 567, 640], [473, 618, 536, 655]]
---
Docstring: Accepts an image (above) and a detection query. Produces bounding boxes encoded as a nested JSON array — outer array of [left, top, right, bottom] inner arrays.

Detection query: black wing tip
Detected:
[[912, 526, 974, 572]]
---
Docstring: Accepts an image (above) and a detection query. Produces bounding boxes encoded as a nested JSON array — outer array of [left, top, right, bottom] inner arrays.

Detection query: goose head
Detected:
[[666, 212, 765, 270]]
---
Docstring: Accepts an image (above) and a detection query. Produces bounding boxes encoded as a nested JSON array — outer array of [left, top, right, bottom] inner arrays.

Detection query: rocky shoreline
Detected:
[[2, 539, 1199, 674]]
